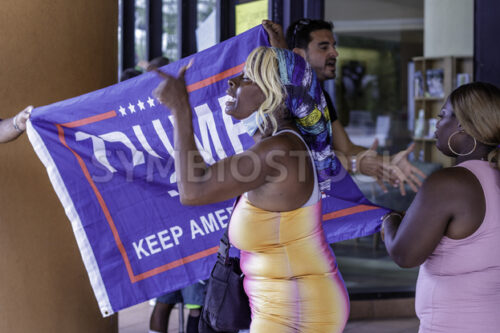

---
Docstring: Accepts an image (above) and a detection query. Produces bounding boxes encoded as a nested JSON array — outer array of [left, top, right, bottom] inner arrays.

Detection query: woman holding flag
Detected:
[[153, 46, 350, 332]]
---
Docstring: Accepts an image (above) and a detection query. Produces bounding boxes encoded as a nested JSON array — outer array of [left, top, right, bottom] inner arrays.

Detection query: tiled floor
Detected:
[[119, 301, 186, 333], [118, 301, 153, 333], [344, 318, 419, 333], [119, 301, 420, 333]]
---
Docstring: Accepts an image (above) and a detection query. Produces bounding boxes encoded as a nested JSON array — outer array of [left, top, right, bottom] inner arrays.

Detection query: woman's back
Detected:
[[229, 130, 349, 332], [244, 130, 316, 212], [416, 160, 500, 332]]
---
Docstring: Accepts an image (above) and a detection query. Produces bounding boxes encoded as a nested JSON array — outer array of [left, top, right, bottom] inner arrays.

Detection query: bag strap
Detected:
[[217, 196, 241, 265]]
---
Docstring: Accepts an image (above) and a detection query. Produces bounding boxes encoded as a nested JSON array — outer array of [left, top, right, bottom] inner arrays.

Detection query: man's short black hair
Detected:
[[285, 19, 334, 50]]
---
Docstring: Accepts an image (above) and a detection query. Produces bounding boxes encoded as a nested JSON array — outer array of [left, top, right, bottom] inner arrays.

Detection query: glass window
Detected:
[[118, 0, 123, 76], [326, 1, 424, 298], [162, 0, 179, 61], [196, 0, 217, 52], [235, 0, 268, 35], [135, 0, 148, 66], [335, 31, 422, 155]]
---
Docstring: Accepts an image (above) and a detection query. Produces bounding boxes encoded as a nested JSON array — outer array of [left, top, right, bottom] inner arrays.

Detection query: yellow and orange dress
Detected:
[[228, 130, 350, 333]]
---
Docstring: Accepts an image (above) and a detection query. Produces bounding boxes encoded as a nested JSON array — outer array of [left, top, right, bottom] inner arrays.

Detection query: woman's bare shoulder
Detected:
[[420, 166, 482, 204], [250, 131, 305, 155], [423, 166, 478, 187]]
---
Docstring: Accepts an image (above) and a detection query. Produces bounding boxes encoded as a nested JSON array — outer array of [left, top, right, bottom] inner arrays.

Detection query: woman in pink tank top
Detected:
[[383, 82, 500, 333]]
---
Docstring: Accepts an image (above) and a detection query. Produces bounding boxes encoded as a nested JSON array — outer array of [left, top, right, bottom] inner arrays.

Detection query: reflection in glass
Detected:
[[162, 0, 179, 62], [135, 0, 147, 65], [118, 0, 123, 76], [335, 31, 422, 155], [324, 0, 424, 298], [235, 0, 268, 35], [196, 0, 217, 52]]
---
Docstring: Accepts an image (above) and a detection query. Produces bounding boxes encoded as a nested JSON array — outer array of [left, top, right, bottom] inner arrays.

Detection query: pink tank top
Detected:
[[415, 160, 500, 333]]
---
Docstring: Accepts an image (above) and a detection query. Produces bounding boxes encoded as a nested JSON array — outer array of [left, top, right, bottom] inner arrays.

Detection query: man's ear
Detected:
[[292, 48, 306, 59]]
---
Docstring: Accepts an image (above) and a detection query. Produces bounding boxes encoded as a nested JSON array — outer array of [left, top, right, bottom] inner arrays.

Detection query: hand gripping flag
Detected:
[[27, 26, 388, 316]]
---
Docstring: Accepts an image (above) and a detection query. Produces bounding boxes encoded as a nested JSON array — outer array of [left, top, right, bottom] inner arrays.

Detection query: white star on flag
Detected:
[[147, 97, 155, 107], [128, 103, 136, 113], [118, 106, 127, 116], [137, 100, 145, 111]]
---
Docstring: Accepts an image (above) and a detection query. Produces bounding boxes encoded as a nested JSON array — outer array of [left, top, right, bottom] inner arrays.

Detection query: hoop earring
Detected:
[[447, 130, 477, 156]]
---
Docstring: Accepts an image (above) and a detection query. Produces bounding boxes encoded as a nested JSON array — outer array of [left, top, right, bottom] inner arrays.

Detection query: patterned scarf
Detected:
[[273, 47, 340, 191]]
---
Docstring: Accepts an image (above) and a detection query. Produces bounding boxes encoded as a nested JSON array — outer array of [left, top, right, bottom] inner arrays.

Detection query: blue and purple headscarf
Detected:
[[273, 47, 341, 191]]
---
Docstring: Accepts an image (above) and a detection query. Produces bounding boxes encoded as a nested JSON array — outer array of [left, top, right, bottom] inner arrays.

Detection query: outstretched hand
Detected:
[[15, 105, 33, 132], [152, 60, 193, 112], [390, 143, 427, 195], [357, 140, 426, 196], [357, 139, 391, 193], [262, 20, 287, 48]]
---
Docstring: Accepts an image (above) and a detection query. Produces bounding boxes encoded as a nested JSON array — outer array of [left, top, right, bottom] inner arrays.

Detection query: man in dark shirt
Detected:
[[263, 19, 425, 195]]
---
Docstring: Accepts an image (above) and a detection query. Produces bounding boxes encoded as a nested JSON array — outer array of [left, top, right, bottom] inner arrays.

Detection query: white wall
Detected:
[[325, 0, 423, 33], [326, 0, 423, 21], [424, 0, 474, 57]]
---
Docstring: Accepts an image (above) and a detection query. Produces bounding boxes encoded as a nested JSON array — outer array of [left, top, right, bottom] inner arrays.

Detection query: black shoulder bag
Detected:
[[199, 197, 252, 333]]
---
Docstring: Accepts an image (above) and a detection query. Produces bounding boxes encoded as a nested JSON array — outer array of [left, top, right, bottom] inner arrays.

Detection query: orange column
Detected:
[[0, 1, 118, 331]]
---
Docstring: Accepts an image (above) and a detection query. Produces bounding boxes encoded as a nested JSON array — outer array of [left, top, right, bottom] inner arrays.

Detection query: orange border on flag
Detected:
[[322, 204, 380, 221], [186, 63, 245, 92]]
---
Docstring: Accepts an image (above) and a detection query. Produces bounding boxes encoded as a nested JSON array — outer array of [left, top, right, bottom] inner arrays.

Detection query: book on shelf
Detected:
[[414, 70, 424, 98], [425, 68, 444, 98], [456, 73, 470, 88], [427, 118, 437, 138]]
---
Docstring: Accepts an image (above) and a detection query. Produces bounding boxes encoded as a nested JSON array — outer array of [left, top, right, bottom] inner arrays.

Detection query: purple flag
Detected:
[[27, 26, 387, 316]]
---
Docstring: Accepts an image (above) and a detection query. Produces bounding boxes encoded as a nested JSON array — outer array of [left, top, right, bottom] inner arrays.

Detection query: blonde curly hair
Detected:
[[244, 47, 286, 135]]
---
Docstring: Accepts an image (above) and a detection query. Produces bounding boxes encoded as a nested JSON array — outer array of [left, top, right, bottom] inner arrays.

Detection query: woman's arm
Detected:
[[0, 106, 32, 143], [153, 65, 282, 206], [383, 168, 466, 267]]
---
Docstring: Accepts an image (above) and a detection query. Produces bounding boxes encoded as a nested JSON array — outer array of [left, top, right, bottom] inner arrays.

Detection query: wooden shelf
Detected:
[[413, 137, 436, 142], [410, 55, 473, 168], [414, 96, 444, 102]]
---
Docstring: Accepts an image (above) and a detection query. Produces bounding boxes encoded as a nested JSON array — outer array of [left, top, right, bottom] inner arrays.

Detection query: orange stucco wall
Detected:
[[0, 1, 118, 331]]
